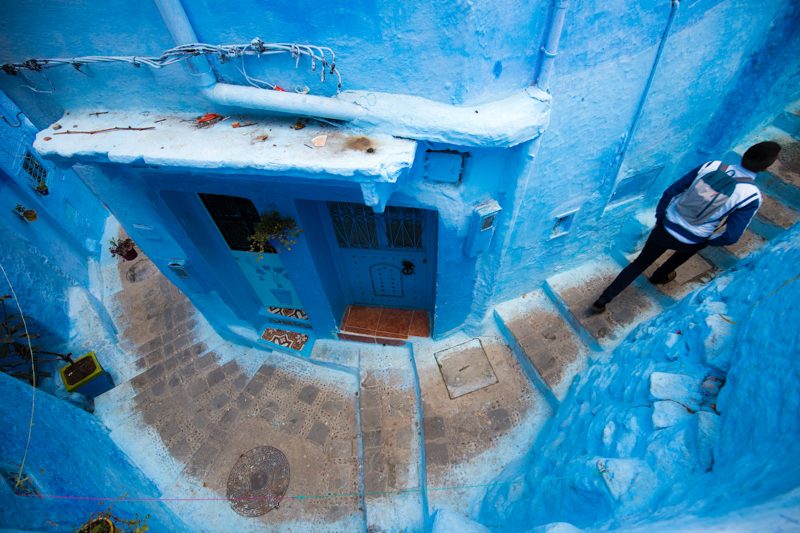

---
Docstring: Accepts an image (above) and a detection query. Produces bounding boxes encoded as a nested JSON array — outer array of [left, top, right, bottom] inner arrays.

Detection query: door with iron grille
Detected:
[[325, 202, 436, 309]]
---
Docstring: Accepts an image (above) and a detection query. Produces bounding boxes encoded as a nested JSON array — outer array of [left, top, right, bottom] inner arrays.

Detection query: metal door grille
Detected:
[[327, 202, 425, 250], [327, 202, 378, 249], [383, 206, 424, 249]]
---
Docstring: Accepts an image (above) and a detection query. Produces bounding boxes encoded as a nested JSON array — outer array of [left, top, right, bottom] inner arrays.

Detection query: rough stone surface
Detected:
[[434, 339, 498, 399], [113, 249, 361, 528], [758, 193, 799, 229], [418, 337, 544, 515], [723, 229, 767, 258], [505, 304, 582, 390], [768, 136, 800, 188], [639, 252, 717, 299], [553, 269, 658, 344]]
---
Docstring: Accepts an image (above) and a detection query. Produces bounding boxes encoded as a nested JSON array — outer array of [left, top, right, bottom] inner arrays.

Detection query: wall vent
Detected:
[[21, 150, 48, 187], [551, 210, 577, 238], [424, 149, 468, 184]]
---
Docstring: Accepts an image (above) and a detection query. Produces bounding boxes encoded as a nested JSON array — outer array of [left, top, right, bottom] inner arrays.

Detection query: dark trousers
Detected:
[[599, 223, 706, 303]]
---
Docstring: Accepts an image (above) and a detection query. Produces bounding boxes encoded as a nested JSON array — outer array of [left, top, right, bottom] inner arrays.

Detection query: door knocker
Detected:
[[401, 260, 415, 275]]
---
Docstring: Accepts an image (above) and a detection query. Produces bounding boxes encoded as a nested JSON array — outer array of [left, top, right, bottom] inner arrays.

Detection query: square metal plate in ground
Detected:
[[434, 339, 498, 399]]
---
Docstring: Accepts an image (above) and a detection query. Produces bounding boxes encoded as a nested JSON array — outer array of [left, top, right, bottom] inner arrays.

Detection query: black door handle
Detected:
[[402, 260, 415, 275]]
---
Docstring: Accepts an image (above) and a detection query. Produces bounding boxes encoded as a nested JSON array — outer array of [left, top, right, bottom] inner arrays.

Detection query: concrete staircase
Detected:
[[495, 105, 800, 405]]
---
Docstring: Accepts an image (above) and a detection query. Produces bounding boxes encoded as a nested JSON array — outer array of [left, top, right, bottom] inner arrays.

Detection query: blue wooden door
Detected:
[[326, 202, 436, 309], [200, 193, 303, 310]]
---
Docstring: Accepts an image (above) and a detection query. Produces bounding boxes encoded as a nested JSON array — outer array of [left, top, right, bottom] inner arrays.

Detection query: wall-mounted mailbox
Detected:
[[464, 199, 501, 258]]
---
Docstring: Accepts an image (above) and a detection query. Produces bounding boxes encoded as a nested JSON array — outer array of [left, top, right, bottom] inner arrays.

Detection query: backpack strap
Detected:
[[711, 192, 760, 224]]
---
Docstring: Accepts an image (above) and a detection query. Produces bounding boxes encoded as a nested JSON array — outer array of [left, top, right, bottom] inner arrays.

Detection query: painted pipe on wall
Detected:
[[153, 0, 366, 121], [535, 0, 570, 91], [611, 0, 681, 181], [204, 83, 366, 122], [152, 0, 216, 88]]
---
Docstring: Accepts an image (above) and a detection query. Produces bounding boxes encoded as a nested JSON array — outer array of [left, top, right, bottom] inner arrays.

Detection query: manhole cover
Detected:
[[226, 446, 290, 517], [125, 260, 156, 283]]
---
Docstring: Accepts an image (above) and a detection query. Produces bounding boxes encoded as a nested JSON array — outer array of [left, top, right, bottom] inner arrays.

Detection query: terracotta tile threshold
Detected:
[[339, 305, 430, 345]]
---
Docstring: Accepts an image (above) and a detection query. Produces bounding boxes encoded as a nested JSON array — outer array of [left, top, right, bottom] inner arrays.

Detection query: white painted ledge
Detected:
[[33, 111, 417, 185]]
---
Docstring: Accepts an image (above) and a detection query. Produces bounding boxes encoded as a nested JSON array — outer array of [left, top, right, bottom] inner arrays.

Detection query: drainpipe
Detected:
[[535, 0, 570, 92], [611, 0, 680, 180], [466, 0, 570, 334], [153, 0, 365, 121], [153, 0, 215, 88]]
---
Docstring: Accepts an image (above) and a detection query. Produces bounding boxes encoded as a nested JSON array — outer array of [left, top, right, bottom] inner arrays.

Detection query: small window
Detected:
[[22, 150, 48, 187], [481, 214, 496, 230], [200, 193, 275, 253], [551, 211, 577, 238], [609, 166, 663, 206]]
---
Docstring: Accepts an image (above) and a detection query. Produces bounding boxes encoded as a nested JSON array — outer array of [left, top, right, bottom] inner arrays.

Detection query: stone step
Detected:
[[415, 334, 552, 516], [722, 228, 767, 259], [758, 193, 800, 230], [358, 344, 425, 533], [545, 260, 661, 349], [768, 136, 800, 189], [494, 290, 587, 400], [631, 250, 718, 301]]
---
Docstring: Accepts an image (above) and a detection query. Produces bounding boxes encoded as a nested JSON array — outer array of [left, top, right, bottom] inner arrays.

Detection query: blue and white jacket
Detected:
[[656, 161, 761, 246]]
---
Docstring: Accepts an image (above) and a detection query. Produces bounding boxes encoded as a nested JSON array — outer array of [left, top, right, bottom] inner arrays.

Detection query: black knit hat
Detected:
[[742, 141, 781, 172]]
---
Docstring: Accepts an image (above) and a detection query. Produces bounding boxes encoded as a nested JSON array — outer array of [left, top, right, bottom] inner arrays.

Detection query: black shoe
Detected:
[[591, 299, 607, 313], [649, 271, 676, 285]]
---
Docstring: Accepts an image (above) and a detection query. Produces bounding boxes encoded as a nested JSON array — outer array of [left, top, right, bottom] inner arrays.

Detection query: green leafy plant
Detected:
[[250, 211, 303, 252], [1, 294, 74, 385], [109, 237, 136, 258]]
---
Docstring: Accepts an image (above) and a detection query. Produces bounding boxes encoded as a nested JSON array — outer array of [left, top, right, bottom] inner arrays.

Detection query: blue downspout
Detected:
[[152, 0, 216, 88], [535, 0, 570, 92], [611, 0, 681, 181]]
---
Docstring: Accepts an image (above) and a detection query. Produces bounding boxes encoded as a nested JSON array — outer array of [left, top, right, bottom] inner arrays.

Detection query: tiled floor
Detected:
[[338, 305, 430, 344]]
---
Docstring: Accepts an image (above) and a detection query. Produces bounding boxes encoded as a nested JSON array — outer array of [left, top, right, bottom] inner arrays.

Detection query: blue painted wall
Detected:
[[479, 226, 800, 530], [1, 1, 799, 344], [0, 93, 108, 371], [0, 372, 189, 532]]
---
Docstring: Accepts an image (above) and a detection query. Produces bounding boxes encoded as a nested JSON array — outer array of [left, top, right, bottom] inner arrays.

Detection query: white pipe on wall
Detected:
[[204, 83, 366, 122]]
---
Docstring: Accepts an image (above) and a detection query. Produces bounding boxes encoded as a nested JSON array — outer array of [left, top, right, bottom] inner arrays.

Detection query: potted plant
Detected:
[[13, 203, 37, 222], [78, 505, 150, 533], [250, 211, 303, 253], [34, 182, 49, 196], [59, 351, 115, 397], [109, 237, 138, 261]]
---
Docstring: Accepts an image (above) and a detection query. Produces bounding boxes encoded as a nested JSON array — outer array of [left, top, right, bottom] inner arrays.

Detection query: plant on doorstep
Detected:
[[250, 210, 303, 252], [109, 237, 138, 261], [34, 181, 49, 196], [12, 203, 37, 222]]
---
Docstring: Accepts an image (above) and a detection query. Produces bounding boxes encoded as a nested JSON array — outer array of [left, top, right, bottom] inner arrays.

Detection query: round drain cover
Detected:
[[226, 446, 290, 517]]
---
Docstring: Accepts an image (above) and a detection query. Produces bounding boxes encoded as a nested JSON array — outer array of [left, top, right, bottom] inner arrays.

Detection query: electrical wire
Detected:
[[0, 261, 36, 492], [1, 38, 342, 92]]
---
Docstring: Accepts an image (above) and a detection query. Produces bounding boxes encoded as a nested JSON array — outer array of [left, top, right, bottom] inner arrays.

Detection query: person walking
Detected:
[[592, 141, 781, 313]]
